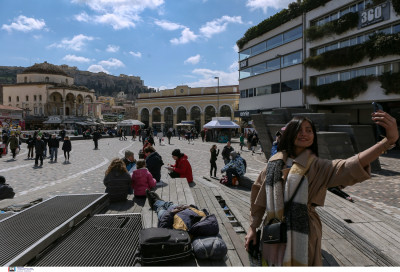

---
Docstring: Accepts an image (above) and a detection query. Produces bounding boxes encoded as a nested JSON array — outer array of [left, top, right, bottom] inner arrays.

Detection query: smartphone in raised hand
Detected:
[[372, 102, 386, 138]]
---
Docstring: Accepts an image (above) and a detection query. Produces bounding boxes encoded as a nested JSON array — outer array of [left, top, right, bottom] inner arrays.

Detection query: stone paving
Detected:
[[1, 137, 399, 219]]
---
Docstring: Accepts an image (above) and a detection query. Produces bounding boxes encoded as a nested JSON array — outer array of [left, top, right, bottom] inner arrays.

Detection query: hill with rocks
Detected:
[[0, 64, 153, 99]]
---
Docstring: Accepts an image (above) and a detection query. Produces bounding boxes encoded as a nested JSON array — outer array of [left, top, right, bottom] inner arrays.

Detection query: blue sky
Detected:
[[0, 0, 291, 90]]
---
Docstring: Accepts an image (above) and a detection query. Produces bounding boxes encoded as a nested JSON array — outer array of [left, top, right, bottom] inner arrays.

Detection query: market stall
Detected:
[[203, 117, 240, 143]]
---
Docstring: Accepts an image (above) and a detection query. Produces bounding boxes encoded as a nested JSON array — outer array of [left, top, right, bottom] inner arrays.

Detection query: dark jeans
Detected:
[[168, 171, 180, 179], [35, 153, 43, 165], [226, 168, 239, 185], [153, 200, 177, 220], [64, 151, 70, 160], [11, 148, 16, 159], [28, 147, 34, 158], [168, 137, 171, 144], [210, 161, 217, 176], [94, 139, 98, 149]]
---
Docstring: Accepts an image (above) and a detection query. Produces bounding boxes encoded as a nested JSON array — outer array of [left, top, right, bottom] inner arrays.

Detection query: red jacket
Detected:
[[172, 154, 193, 183], [131, 168, 156, 196]]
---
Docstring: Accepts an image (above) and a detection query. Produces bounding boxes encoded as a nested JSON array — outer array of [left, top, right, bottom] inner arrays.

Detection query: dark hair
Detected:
[[136, 159, 146, 169], [210, 144, 217, 152], [172, 149, 184, 158], [144, 146, 156, 154], [0, 175, 5, 184], [277, 116, 318, 157]]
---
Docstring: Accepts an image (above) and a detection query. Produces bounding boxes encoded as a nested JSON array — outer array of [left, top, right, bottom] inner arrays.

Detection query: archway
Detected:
[[220, 105, 232, 118], [76, 94, 84, 116], [164, 107, 173, 130], [141, 108, 150, 128], [152, 108, 161, 132], [190, 106, 201, 132], [47, 92, 63, 115], [176, 106, 187, 124], [65, 93, 75, 116], [204, 105, 216, 124]]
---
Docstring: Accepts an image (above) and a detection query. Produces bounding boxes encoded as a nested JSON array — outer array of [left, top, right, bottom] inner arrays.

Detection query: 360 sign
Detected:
[[360, 2, 390, 28]]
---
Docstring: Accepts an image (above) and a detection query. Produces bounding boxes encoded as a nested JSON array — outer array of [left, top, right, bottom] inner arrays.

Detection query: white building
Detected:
[[237, 0, 400, 123]]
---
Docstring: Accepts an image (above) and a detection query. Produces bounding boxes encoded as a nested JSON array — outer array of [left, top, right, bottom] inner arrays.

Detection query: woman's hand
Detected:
[[372, 110, 399, 144], [244, 227, 257, 251]]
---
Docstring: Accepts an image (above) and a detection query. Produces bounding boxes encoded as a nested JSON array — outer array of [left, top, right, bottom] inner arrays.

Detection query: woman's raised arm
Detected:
[[359, 110, 399, 168]]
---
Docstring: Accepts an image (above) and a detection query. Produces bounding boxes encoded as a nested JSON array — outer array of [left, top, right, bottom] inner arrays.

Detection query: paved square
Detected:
[[1, 137, 400, 219]]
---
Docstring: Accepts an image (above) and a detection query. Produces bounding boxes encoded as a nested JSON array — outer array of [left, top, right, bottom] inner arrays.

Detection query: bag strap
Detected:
[[283, 175, 305, 216]]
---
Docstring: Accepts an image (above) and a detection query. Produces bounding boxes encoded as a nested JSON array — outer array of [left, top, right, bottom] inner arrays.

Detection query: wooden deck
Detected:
[[100, 173, 400, 267]]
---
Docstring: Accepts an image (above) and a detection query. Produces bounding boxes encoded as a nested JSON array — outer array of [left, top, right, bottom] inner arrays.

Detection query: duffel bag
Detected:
[[136, 227, 192, 265]]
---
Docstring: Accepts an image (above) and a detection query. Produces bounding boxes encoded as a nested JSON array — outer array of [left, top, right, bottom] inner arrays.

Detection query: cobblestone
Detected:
[[1, 137, 399, 219]]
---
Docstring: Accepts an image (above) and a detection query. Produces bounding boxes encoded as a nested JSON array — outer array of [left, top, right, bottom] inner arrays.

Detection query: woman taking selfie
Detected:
[[245, 110, 398, 266]]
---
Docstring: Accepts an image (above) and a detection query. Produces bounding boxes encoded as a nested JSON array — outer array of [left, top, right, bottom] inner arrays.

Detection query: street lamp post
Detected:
[[276, 54, 282, 108], [214, 76, 219, 117]]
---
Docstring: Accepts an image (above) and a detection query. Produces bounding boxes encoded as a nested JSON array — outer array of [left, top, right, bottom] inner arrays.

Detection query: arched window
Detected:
[[26, 95, 29, 101], [39, 95, 42, 101], [8, 96, 11, 102], [220, 105, 232, 118], [190, 106, 201, 132], [204, 106, 216, 124], [16, 96, 19, 102], [176, 107, 187, 124], [164, 108, 174, 129], [141, 108, 150, 128]]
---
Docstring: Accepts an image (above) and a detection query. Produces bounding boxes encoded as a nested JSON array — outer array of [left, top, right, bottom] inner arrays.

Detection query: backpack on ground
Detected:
[[135, 227, 192, 266], [192, 235, 228, 260], [0, 184, 15, 200]]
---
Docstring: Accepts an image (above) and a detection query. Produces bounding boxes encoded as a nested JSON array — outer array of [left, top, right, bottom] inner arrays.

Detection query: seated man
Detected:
[[122, 150, 136, 173], [220, 151, 245, 186]]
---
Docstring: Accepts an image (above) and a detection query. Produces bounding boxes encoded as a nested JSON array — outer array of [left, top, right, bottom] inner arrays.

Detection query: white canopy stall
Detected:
[[203, 117, 239, 143]]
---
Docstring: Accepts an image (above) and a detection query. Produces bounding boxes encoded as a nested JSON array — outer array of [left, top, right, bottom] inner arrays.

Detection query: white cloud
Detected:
[[129, 51, 142, 58], [186, 68, 238, 88], [2, 15, 46, 32], [49, 34, 94, 51], [154, 19, 184, 31], [184, 54, 201, 65], [98, 58, 125, 68], [170, 27, 198, 45], [199, 16, 243, 38], [88, 64, 109, 74], [63, 54, 92, 63], [246, 0, 292, 13], [106, 45, 120, 52], [233, 44, 239, 53], [72, 0, 164, 30]]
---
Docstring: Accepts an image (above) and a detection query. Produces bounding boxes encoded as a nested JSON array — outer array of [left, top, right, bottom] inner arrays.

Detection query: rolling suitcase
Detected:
[[136, 227, 192, 265]]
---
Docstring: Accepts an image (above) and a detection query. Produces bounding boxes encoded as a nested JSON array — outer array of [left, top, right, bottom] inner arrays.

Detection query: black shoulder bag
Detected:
[[262, 176, 305, 244]]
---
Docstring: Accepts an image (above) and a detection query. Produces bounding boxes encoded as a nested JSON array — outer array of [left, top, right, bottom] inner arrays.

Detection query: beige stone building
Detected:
[[1, 62, 96, 120], [136, 85, 240, 131]]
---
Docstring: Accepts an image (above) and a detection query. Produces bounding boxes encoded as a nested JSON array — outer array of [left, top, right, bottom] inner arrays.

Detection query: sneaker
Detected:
[[145, 189, 160, 208]]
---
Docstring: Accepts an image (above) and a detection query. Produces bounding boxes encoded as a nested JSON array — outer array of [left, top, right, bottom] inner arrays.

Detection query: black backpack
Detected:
[[0, 184, 15, 200], [135, 228, 192, 266]]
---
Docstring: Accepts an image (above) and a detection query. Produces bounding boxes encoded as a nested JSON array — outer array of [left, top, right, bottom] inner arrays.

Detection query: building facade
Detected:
[[237, 0, 400, 123], [136, 85, 240, 132], [1, 62, 96, 120]]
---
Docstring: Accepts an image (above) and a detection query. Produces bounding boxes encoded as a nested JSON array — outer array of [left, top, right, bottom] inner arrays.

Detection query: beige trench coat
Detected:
[[250, 149, 371, 266]]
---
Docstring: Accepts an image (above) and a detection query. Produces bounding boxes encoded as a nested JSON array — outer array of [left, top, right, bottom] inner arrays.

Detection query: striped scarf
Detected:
[[264, 154, 314, 266]]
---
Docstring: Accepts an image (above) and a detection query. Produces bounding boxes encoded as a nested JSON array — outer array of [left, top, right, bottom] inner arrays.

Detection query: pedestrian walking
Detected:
[[48, 134, 60, 163], [131, 128, 136, 141], [157, 131, 163, 145], [7, 134, 19, 160], [42, 133, 49, 158], [166, 130, 172, 145], [34, 136, 45, 167], [245, 112, 398, 266], [62, 136, 72, 163], [27, 135, 35, 159], [92, 129, 101, 150], [251, 135, 258, 155], [210, 144, 220, 178]]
